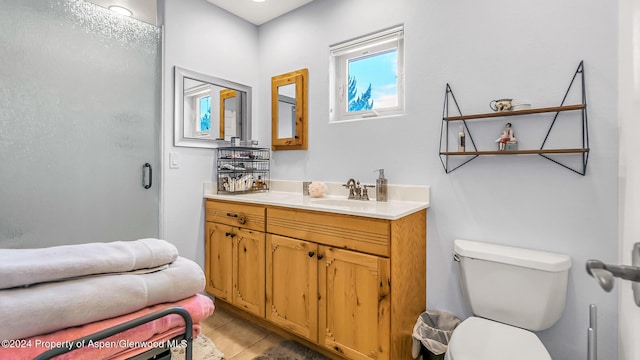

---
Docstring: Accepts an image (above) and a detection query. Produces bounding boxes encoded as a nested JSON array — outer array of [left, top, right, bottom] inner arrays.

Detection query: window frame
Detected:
[[329, 25, 404, 122], [184, 83, 211, 138]]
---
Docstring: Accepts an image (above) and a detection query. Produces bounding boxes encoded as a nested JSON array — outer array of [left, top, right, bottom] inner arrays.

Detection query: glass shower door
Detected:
[[0, 0, 160, 248]]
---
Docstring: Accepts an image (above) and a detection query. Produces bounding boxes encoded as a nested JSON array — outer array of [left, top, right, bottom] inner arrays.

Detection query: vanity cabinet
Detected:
[[205, 200, 266, 317], [266, 234, 318, 341], [204, 198, 426, 360], [204, 221, 232, 300], [266, 208, 396, 359], [318, 246, 391, 360], [266, 232, 390, 360]]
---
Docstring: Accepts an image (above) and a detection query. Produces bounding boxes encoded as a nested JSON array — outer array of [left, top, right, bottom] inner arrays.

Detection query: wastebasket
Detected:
[[411, 310, 461, 360]]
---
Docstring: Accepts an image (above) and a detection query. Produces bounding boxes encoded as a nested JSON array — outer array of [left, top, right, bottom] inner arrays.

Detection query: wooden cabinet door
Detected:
[[205, 222, 233, 301], [318, 246, 391, 360], [266, 234, 318, 342], [232, 227, 265, 317]]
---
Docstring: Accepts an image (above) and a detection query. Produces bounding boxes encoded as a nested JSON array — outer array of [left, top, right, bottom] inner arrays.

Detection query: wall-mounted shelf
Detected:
[[439, 61, 589, 175], [441, 148, 589, 156], [444, 104, 585, 121]]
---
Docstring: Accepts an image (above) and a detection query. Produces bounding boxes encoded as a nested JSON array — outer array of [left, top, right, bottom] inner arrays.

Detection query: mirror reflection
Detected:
[[174, 67, 251, 148], [220, 89, 237, 140], [271, 68, 308, 150], [277, 83, 296, 139]]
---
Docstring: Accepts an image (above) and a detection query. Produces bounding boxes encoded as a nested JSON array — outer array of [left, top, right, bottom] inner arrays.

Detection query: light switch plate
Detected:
[[169, 152, 179, 169]]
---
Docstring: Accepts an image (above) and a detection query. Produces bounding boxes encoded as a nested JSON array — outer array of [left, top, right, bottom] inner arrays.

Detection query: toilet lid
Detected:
[[447, 317, 551, 360]]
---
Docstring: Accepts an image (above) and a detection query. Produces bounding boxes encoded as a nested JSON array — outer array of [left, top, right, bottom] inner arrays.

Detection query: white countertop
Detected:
[[204, 180, 429, 220]]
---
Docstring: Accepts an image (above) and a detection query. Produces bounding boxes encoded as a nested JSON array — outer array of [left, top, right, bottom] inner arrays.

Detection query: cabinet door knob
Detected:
[[225, 232, 231, 237], [317, 254, 324, 260], [308, 251, 315, 258], [238, 215, 247, 225]]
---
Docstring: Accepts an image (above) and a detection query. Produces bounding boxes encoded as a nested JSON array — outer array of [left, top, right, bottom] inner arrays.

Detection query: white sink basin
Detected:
[[206, 189, 429, 220]]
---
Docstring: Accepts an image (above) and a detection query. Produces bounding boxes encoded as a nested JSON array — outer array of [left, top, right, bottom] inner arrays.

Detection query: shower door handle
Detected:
[[143, 163, 152, 189]]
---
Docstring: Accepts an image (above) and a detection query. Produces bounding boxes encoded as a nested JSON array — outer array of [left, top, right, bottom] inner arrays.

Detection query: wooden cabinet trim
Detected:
[[267, 207, 390, 257], [318, 246, 391, 359], [204, 222, 233, 301], [266, 234, 319, 341], [205, 200, 266, 231], [232, 227, 266, 317], [390, 209, 427, 359]]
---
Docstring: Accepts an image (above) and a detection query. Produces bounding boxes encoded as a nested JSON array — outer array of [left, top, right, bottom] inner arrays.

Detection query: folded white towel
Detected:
[[0, 256, 205, 340], [0, 238, 178, 289]]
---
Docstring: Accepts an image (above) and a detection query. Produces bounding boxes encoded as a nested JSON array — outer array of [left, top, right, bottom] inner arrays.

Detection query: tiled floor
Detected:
[[200, 305, 285, 360]]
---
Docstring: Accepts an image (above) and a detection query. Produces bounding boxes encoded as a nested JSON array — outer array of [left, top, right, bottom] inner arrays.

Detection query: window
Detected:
[[197, 95, 211, 132], [183, 82, 212, 138], [330, 25, 404, 122]]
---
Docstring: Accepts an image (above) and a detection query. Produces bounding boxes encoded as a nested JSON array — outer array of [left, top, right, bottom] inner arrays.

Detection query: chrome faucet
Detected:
[[343, 178, 372, 200], [344, 178, 357, 198]]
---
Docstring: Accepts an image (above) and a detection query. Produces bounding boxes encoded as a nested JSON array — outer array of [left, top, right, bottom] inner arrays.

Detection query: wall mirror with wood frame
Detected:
[[271, 68, 308, 150]]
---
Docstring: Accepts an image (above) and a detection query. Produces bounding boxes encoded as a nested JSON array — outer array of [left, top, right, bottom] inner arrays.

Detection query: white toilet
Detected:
[[445, 239, 572, 360]]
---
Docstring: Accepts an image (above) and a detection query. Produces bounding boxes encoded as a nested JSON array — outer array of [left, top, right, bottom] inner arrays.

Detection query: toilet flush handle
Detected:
[[453, 254, 461, 262]]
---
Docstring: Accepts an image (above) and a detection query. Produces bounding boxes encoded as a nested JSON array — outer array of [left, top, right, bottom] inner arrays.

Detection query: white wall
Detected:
[[158, 0, 259, 267], [618, 1, 640, 359], [257, 0, 618, 358]]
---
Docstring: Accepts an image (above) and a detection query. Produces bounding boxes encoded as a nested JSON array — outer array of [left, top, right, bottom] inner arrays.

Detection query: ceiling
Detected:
[[85, 0, 314, 26], [86, 0, 158, 25], [207, 0, 314, 26]]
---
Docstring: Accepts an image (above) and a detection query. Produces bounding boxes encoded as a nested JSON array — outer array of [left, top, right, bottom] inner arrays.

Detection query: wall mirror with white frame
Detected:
[[174, 66, 252, 148]]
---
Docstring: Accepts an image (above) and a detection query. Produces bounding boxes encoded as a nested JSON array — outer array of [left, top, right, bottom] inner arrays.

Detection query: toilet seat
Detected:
[[445, 317, 551, 360]]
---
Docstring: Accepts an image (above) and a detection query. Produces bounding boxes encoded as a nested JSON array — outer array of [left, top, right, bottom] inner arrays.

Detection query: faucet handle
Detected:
[[362, 185, 374, 200]]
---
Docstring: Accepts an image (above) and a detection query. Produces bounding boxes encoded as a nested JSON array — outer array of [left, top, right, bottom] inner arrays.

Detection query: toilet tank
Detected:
[[454, 239, 572, 331]]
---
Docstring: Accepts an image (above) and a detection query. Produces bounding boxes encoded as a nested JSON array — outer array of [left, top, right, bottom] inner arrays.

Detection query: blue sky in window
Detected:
[[348, 49, 398, 109], [199, 96, 211, 131]]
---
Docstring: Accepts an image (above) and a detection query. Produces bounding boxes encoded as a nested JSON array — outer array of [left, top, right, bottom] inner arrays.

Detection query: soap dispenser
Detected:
[[374, 169, 388, 202]]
